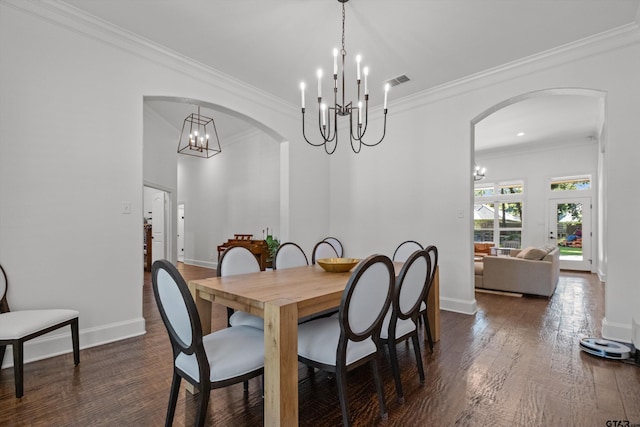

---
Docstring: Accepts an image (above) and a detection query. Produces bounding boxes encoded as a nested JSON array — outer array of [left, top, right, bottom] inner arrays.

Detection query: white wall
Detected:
[[178, 131, 281, 268], [1, 0, 638, 371], [0, 1, 324, 367], [476, 138, 599, 268], [329, 28, 640, 341]]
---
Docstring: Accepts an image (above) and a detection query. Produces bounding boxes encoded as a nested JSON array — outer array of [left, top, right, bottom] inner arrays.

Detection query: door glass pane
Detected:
[[556, 202, 583, 260], [474, 203, 494, 242]]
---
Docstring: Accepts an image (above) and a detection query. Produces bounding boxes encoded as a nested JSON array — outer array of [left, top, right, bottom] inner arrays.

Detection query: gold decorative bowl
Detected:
[[316, 258, 360, 273]]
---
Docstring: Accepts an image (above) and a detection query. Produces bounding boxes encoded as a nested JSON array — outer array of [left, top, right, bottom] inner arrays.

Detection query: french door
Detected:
[[548, 197, 591, 271]]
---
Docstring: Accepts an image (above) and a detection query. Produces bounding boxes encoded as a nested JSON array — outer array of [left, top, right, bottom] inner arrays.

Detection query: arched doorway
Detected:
[[470, 88, 606, 286]]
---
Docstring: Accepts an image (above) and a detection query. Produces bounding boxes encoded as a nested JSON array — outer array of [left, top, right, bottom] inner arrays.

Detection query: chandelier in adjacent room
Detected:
[[474, 163, 486, 181], [177, 106, 222, 158], [299, 0, 389, 155]]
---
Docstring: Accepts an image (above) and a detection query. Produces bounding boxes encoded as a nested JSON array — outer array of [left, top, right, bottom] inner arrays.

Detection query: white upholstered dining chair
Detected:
[[152, 260, 264, 427], [381, 249, 431, 403], [419, 244, 439, 351], [0, 263, 80, 398], [311, 240, 338, 264], [274, 242, 308, 270], [297, 254, 394, 426], [217, 246, 264, 330], [392, 240, 424, 262], [323, 237, 344, 257]]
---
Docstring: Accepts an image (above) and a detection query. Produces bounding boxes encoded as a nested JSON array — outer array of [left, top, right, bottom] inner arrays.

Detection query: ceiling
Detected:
[[63, 0, 639, 150]]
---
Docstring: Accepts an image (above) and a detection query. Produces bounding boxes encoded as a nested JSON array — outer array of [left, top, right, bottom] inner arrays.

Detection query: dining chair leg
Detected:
[[422, 311, 434, 352], [0, 345, 6, 369], [71, 318, 80, 365], [226, 307, 234, 327], [12, 340, 24, 398], [336, 367, 351, 427], [165, 372, 182, 427], [387, 341, 404, 404], [370, 357, 388, 420], [195, 386, 211, 427], [411, 333, 425, 384]]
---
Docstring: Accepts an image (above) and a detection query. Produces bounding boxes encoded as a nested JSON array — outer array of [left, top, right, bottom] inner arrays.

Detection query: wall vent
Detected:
[[385, 74, 410, 87]]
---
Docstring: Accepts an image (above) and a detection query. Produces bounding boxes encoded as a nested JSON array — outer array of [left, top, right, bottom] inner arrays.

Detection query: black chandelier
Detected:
[[474, 164, 486, 181], [300, 0, 389, 154], [177, 106, 222, 159]]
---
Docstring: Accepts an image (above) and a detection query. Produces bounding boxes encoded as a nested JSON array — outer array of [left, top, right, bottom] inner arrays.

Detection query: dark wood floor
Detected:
[[1, 265, 639, 426]]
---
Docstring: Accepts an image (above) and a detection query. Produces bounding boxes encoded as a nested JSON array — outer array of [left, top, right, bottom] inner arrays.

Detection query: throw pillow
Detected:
[[516, 246, 548, 260]]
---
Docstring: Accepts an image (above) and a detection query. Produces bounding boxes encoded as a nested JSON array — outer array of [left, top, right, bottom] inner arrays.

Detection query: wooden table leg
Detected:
[[264, 299, 298, 426], [188, 281, 212, 335], [427, 266, 440, 342], [186, 281, 212, 395]]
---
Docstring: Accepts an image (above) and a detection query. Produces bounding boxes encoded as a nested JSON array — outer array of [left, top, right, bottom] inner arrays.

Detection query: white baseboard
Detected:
[[633, 317, 640, 348], [440, 296, 477, 315], [602, 317, 633, 343], [183, 258, 217, 270], [1, 317, 146, 369]]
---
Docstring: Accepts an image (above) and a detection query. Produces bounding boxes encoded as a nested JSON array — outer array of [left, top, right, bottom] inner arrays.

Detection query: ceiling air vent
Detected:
[[385, 74, 410, 87]]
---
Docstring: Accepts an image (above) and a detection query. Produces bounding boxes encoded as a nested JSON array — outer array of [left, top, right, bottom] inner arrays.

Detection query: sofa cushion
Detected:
[[515, 246, 548, 260]]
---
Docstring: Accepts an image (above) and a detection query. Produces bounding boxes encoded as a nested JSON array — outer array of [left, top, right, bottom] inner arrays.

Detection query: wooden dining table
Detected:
[[188, 262, 440, 426]]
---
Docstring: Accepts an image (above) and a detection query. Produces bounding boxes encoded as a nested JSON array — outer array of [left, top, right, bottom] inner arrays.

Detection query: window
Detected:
[[474, 181, 524, 249], [550, 176, 591, 191]]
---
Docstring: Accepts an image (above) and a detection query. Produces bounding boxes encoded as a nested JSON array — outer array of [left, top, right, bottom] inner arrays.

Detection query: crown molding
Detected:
[[4, 0, 639, 120], [1, 0, 298, 120], [390, 22, 640, 114]]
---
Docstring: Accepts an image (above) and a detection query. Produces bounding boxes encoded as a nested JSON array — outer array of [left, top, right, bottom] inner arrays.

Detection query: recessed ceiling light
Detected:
[[517, 132, 525, 137]]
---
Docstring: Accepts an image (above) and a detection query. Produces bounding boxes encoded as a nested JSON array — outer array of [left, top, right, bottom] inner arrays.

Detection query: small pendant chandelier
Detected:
[[299, 0, 389, 155], [177, 106, 222, 158], [474, 164, 486, 181]]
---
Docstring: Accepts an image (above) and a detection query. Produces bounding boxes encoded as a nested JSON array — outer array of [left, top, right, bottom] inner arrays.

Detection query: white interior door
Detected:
[[549, 197, 591, 271], [177, 204, 185, 262], [152, 192, 166, 263]]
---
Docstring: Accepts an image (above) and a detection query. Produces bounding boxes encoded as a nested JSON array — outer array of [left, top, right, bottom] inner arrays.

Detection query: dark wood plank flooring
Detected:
[[1, 265, 639, 426]]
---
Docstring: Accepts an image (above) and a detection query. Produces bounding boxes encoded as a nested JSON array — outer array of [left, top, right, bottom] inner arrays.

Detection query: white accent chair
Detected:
[[152, 260, 264, 427], [381, 249, 431, 403], [392, 240, 424, 262], [217, 246, 264, 330], [0, 264, 79, 398], [274, 242, 308, 270], [311, 241, 339, 264], [297, 254, 394, 426], [323, 237, 344, 257]]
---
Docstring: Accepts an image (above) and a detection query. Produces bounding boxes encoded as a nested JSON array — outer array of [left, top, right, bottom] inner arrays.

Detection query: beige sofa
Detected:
[[479, 246, 560, 297]]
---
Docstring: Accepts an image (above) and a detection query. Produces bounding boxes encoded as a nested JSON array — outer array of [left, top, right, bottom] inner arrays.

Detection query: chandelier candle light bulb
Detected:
[[299, 0, 389, 154]]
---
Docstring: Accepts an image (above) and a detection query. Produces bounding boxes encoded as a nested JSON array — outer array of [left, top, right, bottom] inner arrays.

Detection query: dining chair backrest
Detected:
[[0, 264, 8, 312], [394, 250, 431, 321], [312, 241, 339, 264], [217, 246, 260, 277], [274, 242, 308, 270], [424, 245, 439, 291], [392, 240, 424, 262], [323, 237, 343, 257], [339, 254, 394, 340], [152, 260, 203, 357]]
